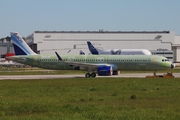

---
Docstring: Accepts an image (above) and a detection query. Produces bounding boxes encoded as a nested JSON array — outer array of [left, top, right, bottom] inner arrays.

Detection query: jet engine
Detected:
[[97, 64, 119, 76], [97, 65, 113, 76]]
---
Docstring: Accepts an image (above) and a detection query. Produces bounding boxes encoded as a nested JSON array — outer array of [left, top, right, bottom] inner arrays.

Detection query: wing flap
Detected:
[[63, 61, 98, 71]]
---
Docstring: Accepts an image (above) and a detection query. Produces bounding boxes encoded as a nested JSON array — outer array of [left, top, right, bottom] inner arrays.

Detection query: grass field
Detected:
[[0, 78, 180, 120]]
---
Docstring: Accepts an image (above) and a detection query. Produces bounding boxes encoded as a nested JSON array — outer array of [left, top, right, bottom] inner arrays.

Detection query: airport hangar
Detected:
[[24, 30, 180, 62]]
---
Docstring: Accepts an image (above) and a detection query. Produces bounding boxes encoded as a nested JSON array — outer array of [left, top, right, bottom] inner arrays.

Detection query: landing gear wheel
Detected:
[[91, 72, 96, 78], [85, 73, 91, 78]]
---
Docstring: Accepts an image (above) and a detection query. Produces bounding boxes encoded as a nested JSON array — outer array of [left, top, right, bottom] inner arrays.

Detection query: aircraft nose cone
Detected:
[[171, 63, 175, 69]]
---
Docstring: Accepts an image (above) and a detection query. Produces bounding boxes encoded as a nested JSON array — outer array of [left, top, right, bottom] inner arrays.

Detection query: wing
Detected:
[[55, 52, 99, 71], [63, 61, 98, 71]]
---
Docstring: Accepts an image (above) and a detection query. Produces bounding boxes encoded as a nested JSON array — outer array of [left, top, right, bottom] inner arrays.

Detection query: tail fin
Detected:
[[80, 50, 85, 55], [10, 32, 37, 55], [87, 41, 100, 55]]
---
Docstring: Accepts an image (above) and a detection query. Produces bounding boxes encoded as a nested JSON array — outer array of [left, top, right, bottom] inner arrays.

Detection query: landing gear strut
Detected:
[[154, 70, 156, 76], [85, 72, 96, 78], [113, 70, 119, 75]]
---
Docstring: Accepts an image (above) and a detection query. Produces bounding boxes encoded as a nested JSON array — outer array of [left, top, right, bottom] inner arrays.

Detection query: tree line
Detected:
[[0, 36, 11, 43], [0, 36, 26, 43]]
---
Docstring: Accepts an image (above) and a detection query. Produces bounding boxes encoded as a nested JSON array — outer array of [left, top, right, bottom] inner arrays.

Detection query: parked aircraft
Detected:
[[87, 41, 152, 55], [9, 32, 175, 78]]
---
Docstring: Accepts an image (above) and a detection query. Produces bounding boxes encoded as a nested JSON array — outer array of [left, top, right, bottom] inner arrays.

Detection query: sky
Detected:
[[0, 0, 180, 38]]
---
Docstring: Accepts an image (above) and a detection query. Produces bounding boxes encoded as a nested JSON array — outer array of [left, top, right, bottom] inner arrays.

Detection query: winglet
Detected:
[[87, 41, 99, 55], [55, 52, 63, 61]]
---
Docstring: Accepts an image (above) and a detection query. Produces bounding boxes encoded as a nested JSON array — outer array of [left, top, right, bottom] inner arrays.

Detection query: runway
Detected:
[[0, 73, 179, 80]]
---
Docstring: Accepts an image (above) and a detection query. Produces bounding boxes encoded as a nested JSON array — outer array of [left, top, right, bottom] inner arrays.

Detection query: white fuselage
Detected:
[[98, 49, 152, 55]]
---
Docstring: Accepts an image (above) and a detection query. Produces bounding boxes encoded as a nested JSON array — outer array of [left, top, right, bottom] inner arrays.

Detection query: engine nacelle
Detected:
[[97, 65, 113, 76]]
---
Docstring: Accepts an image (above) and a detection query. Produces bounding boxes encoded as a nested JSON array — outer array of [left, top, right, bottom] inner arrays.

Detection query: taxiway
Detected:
[[0, 73, 180, 80]]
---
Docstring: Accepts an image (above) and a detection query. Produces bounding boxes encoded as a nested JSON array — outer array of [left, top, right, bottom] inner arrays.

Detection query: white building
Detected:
[[0, 42, 14, 61], [25, 30, 180, 62]]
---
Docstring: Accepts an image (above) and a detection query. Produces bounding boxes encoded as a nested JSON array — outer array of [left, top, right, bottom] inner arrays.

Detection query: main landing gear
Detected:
[[85, 72, 96, 78]]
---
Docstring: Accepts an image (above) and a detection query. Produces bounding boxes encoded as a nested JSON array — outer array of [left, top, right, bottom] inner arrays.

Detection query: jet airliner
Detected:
[[9, 32, 175, 78], [87, 41, 152, 55]]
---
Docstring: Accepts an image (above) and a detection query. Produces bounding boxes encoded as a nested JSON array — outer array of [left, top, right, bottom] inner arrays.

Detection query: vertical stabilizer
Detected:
[[10, 32, 37, 55], [87, 41, 100, 55], [80, 50, 85, 55]]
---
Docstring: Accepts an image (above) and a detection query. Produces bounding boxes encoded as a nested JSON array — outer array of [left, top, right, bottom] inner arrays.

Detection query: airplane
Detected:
[[9, 32, 175, 78], [87, 41, 152, 55]]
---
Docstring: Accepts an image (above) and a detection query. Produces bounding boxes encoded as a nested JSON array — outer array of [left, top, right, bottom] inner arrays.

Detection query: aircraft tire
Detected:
[[85, 73, 91, 78], [91, 72, 96, 78]]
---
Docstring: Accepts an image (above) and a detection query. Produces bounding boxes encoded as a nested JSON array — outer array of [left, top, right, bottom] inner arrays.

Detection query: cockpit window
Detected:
[[162, 59, 169, 62]]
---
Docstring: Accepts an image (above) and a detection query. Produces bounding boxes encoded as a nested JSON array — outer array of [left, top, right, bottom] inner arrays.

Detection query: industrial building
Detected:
[[1, 30, 180, 62], [25, 30, 180, 62], [0, 42, 14, 61]]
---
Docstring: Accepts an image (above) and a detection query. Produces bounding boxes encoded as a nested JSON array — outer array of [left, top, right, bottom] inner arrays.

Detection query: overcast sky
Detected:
[[0, 0, 180, 37]]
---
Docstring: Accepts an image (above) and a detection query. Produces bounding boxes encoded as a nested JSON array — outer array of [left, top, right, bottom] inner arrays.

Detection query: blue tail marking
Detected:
[[87, 41, 99, 55], [10, 32, 37, 55], [13, 44, 27, 55]]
